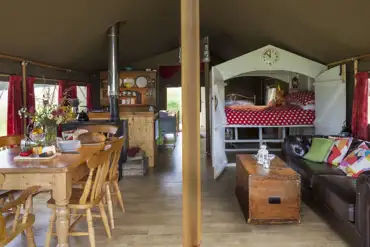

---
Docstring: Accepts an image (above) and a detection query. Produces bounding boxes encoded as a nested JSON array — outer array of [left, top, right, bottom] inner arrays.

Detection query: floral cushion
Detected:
[[325, 137, 353, 166], [339, 142, 370, 176], [285, 91, 315, 106]]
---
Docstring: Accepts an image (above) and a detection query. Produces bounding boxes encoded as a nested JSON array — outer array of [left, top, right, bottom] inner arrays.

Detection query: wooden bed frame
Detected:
[[224, 93, 314, 152], [225, 124, 314, 152]]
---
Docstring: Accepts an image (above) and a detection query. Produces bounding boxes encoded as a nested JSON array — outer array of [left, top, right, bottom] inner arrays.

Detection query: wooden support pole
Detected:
[[354, 59, 358, 87], [204, 62, 211, 155], [21, 61, 28, 134], [181, 0, 201, 246]]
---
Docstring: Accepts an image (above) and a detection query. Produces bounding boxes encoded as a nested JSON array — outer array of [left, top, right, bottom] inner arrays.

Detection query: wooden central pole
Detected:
[[181, 0, 201, 246]]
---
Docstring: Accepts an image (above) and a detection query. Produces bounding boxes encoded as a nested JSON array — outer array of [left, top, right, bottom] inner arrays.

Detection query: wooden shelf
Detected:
[[121, 87, 151, 91], [100, 70, 157, 108]]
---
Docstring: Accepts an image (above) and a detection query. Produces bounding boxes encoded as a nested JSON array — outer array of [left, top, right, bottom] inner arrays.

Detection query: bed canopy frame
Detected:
[[211, 45, 328, 178]]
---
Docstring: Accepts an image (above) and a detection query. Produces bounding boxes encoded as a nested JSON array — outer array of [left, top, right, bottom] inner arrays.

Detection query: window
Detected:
[[266, 87, 276, 105], [0, 81, 8, 136], [77, 86, 87, 112], [34, 84, 59, 110]]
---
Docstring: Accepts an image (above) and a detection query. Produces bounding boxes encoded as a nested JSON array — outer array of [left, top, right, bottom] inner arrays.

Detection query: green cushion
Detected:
[[303, 138, 334, 163]]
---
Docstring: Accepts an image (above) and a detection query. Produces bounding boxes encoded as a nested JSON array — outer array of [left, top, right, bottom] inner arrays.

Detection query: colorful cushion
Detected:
[[325, 137, 353, 166], [347, 149, 370, 178], [339, 142, 370, 175], [303, 138, 334, 163], [286, 91, 315, 106]]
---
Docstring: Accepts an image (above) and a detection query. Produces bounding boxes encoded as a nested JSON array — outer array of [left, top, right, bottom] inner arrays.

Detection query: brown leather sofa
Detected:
[[282, 136, 370, 247]]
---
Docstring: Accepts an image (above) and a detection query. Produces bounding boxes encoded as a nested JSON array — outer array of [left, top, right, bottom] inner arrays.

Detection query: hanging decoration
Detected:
[[202, 36, 210, 62], [178, 47, 182, 64], [291, 76, 299, 88]]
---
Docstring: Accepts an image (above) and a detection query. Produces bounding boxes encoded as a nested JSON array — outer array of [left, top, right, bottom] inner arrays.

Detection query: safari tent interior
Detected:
[[0, 1, 370, 247]]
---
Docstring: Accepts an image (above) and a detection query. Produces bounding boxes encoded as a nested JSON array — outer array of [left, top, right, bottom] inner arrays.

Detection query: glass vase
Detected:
[[44, 125, 57, 146]]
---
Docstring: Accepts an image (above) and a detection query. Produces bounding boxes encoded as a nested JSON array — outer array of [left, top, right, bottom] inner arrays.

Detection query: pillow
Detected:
[[339, 142, 370, 176], [347, 148, 370, 178], [286, 136, 311, 157], [290, 103, 315, 111], [325, 137, 353, 166], [225, 100, 254, 106], [290, 143, 306, 156], [286, 91, 315, 106], [226, 105, 267, 110], [303, 138, 334, 162]]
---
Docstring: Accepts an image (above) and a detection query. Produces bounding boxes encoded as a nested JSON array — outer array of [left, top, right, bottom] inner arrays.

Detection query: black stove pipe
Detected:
[[107, 23, 120, 122]]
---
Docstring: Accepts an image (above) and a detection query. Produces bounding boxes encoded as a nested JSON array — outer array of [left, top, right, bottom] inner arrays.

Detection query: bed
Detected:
[[224, 92, 315, 152], [225, 105, 315, 126]]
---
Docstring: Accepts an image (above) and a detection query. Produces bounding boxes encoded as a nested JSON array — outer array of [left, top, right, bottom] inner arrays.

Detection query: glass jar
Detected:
[[263, 158, 270, 169], [44, 125, 57, 146], [257, 144, 268, 164]]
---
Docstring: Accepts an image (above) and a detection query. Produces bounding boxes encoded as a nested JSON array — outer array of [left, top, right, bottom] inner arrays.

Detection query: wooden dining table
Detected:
[[0, 145, 102, 247]]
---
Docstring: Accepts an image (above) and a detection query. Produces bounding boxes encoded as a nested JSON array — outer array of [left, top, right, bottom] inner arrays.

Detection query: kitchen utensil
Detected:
[[135, 76, 148, 88], [57, 140, 81, 152], [123, 78, 135, 88]]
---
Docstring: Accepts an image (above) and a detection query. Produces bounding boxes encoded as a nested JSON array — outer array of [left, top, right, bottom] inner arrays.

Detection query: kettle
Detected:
[[76, 110, 89, 122]]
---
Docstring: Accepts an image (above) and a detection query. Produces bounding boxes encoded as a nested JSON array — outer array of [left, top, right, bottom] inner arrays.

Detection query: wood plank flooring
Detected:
[[8, 134, 348, 246]]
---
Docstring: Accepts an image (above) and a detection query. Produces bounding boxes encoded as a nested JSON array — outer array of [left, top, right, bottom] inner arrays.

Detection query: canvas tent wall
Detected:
[[211, 45, 345, 179]]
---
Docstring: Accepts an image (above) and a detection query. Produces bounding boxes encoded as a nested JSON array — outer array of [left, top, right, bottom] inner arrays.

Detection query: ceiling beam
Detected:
[[0, 53, 78, 73]]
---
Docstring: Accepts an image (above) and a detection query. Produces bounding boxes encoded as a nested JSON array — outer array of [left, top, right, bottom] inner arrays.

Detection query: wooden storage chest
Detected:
[[235, 154, 301, 224]]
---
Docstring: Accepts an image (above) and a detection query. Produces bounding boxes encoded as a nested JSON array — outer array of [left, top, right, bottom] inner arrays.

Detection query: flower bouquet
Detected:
[[18, 87, 71, 146]]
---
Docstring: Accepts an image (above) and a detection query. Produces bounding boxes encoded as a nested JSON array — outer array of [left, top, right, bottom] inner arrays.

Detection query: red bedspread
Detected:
[[225, 105, 315, 126]]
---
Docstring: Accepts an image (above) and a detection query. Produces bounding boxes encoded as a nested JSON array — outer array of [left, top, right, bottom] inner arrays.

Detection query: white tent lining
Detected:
[[214, 45, 328, 81]]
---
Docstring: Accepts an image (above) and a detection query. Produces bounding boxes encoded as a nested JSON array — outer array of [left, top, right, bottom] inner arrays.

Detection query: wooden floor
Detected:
[[9, 134, 348, 247]]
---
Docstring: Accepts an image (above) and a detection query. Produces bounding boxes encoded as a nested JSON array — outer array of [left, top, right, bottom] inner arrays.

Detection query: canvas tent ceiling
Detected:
[[0, 0, 369, 72]]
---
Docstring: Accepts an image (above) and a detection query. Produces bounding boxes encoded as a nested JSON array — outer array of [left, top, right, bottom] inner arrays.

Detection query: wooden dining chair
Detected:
[[73, 138, 125, 230], [80, 125, 118, 139], [45, 145, 113, 247], [0, 135, 25, 205], [0, 135, 23, 151], [105, 137, 125, 229], [0, 180, 39, 247]]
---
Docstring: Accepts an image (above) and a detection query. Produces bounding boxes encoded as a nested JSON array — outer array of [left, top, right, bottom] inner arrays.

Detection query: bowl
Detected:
[[61, 130, 74, 140], [57, 140, 81, 152]]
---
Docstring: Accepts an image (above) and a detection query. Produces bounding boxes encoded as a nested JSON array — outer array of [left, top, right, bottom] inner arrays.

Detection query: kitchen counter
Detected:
[[67, 111, 158, 167], [87, 111, 157, 120]]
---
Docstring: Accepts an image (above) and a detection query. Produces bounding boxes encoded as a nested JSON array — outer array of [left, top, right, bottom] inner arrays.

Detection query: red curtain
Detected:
[[69, 85, 77, 99], [26, 77, 36, 113], [58, 80, 67, 104], [86, 83, 92, 109], [7, 76, 23, 135], [159, 63, 205, 79], [159, 66, 180, 79], [351, 72, 368, 140]]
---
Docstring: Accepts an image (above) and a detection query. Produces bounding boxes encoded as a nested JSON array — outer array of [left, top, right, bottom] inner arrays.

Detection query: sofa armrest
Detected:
[[355, 173, 370, 246]]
